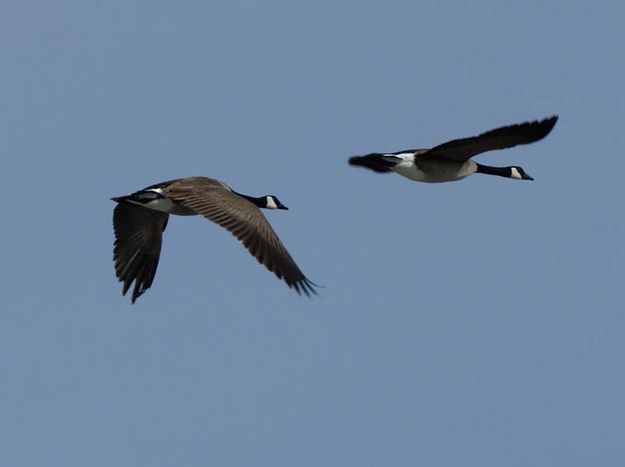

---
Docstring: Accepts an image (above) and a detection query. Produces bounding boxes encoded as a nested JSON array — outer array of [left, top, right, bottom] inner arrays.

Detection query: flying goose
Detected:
[[111, 177, 317, 302], [349, 116, 558, 183]]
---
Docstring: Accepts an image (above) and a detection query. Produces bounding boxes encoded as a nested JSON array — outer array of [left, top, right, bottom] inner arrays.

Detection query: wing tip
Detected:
[[541, 114, 558, 132], [291, 276, 322, 298], [526, 114, 558, 142]]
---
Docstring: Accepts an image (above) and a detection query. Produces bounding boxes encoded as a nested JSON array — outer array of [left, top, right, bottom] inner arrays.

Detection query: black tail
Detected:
[[348, 154, 396, 173], [110, 195, 141, 204]]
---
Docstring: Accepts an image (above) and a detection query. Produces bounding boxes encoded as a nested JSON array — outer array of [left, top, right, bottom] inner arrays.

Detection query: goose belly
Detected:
[[393, 159, 477, 183], [392, 161, 432, 182]]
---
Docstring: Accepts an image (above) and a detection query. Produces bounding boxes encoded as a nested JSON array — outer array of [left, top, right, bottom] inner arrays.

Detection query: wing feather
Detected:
[[165, 181, 317, 296], [112, 203, 168, 303], [426, 116, 558, 162]]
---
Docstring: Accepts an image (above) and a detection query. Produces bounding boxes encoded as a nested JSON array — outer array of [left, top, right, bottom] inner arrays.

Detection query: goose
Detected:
[[349, 116, 558, 183], [111, 177, 317, 302]]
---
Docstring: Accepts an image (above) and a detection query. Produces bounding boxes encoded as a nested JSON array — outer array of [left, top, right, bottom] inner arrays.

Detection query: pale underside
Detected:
[[390, 152, 478, 183]]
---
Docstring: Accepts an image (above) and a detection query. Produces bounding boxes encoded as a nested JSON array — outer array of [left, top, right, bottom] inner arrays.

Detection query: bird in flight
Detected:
[[349, 116, 558, 183], [111, 177, 317, 303]]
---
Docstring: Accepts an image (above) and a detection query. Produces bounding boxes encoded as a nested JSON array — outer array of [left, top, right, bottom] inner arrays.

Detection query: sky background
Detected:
[[1, 1, 624, 466]]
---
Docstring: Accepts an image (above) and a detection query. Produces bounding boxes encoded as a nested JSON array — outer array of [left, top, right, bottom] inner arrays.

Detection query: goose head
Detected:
[[264, 195, 288, 210]]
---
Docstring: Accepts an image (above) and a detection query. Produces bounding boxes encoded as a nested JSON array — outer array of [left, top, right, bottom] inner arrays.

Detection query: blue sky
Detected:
[[1, 1, 624, 466]]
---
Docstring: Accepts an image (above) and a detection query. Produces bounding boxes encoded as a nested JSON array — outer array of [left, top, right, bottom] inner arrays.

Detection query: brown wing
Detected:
[[425, 115, 558, 162], [112, 202, 169, 303], [165, 181, 317, 296]]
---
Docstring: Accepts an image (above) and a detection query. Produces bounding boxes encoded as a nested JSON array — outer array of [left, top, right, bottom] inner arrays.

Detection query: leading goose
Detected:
[[349, 116, 558, 183], [111, 177, 317, 302]]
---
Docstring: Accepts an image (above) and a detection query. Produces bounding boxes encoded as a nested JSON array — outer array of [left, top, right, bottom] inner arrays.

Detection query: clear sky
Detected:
[[1, 1, 623, 466]]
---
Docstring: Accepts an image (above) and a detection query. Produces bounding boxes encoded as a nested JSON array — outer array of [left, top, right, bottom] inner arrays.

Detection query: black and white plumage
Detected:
[[349, 116, 558, 183], [111, 177, 317, 303]]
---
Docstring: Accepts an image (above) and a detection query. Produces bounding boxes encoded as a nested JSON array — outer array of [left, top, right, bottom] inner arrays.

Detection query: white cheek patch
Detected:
[[510, 167, 523, 180], [265, 196, 278, 209]]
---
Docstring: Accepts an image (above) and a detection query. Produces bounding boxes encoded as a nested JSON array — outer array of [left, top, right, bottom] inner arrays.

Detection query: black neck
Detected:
[[233, 191, 266, 207], [475, 163, 512, 178]]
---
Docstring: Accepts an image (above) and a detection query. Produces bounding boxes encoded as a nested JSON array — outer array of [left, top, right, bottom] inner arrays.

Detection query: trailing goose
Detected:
[[111, 177, 317, 302], [349, 116, 558, 183]]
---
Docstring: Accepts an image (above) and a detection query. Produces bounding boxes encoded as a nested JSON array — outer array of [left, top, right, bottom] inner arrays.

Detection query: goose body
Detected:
[[111, 177, 317, 302], [349, 116, 558, 183]]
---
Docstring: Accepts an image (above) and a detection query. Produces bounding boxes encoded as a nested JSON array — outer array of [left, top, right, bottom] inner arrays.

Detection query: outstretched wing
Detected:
[[165, 181, 317, 296], [112, 202, 169, 303], [426, 115, 558, 162]]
